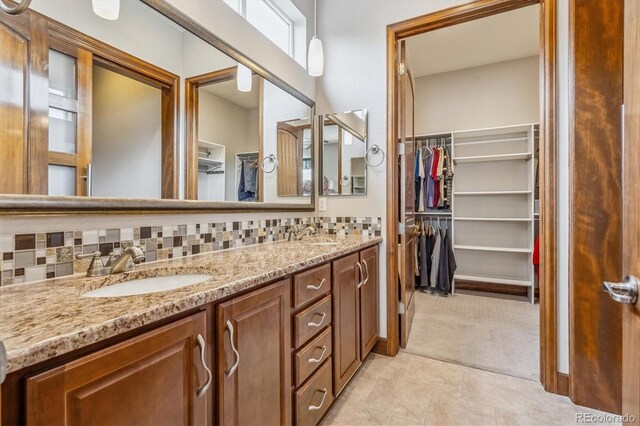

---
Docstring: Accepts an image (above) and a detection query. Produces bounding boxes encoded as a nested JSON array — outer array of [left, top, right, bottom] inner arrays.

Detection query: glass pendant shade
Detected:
[[308, 36, 324, 77], [92, 0, 120, 20], [237, 64, 252, 92]]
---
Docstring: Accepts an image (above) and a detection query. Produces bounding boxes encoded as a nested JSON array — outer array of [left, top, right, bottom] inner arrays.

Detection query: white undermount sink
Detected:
[[304, 242, 340, 246], [82, 274, 214, 298]]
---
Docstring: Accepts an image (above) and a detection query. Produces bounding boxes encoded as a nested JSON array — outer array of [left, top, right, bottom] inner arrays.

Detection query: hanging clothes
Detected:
[[238, 160, 258, 201]]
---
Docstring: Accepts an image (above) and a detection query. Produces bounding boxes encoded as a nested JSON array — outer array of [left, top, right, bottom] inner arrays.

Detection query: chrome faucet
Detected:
[[287, 225, 317, 241], [109, 246, 145, 274], [76, 246, 145, 277]]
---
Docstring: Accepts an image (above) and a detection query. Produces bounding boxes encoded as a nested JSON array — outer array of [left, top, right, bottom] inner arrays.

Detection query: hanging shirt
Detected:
[[425, 151, 435, 209], [417, 149, 425, 211], [430, 227, 442, 287]]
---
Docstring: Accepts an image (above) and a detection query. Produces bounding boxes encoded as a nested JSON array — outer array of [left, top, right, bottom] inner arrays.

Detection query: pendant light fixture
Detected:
[[307, 0, 324, 77], [92, 0, 120, 20], [237, 63, 252, 92]]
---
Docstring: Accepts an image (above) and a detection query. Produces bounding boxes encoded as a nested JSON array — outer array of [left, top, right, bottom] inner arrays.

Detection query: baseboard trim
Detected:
[[372, 337, 389, 356], [456, 279, 540, 299], [556, 373, 570, 396]]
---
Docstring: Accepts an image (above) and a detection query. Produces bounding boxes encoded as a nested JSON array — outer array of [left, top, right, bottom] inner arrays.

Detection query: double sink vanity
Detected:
[[0, 234, 381, 425]]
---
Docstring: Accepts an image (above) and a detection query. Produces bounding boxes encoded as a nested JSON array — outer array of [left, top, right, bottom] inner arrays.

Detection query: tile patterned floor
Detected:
[[321, 352, 620, 426]]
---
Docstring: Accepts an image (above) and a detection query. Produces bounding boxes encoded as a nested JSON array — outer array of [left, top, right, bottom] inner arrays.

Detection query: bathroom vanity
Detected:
[[0, 235, 380, 425]]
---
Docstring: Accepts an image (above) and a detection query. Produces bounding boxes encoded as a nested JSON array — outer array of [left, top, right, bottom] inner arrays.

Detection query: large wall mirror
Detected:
[[320, 110, 368, 196], [0, 0, 314, 212]]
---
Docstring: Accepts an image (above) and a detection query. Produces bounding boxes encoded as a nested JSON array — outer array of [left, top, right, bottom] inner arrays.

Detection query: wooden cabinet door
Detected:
[[25, 312, 210, 426], [332, 253, 361, 395], [360, 246, 379, 359], [218, 279, 291, 426]]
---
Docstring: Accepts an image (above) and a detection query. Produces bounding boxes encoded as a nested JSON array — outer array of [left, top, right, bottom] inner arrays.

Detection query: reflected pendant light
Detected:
[[344, 131, 353, 146], [92, 0, 120, 20], [237, 64, 252, 92], [308, 0, 324, 77]]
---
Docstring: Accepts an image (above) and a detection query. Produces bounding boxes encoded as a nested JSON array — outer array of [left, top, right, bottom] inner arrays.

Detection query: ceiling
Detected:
[[406, 4, 539, 78], [200, 74, 260, 109]]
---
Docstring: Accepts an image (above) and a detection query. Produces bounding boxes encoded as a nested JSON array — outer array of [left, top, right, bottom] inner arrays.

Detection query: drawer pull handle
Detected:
[[225, 320, 240, 378], [308, 388, 328, 411], [306, 278, 326, 291], [196, 334, 213, 398], [357, 262, 365, 288], [362, 260, 370, 286], [308, 345, 327, 363], [307, 312, 327, 327]]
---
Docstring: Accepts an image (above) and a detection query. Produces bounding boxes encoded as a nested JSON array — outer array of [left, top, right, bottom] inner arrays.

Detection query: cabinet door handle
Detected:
[[306, 278, 326, 291], [357, 262, 365, 288], [308, 345, 327, 363], [362, 259, 370, 286], [225, 320, 240, 378], [308, 388, 328, 411], [307, 312, 327, 327], [196, 334, 213, 398]]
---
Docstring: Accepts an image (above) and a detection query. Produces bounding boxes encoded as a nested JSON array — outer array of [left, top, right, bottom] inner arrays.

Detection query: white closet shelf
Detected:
[[454, 217, 531, 222], [454, 245, 532, 253], [453, 190, 532, 195], [198, 157, 223, 167], [454, 274, 532, 287], [453, 152, 532, 163], [454, 136, 527, 146]]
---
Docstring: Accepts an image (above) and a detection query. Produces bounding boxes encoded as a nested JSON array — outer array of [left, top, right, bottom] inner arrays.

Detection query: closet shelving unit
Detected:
[[415, 124, 537, 303]]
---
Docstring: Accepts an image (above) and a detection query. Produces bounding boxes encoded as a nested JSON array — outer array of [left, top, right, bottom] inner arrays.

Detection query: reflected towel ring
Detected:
[[340, 175, 350, 186], [364, 144, 385, 167], [260, 154, 279, 173], [1, 0, 31, 14]]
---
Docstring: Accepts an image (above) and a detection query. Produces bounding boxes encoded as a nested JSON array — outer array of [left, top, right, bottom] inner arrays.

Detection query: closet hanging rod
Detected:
[[416, 211, 452, 216]]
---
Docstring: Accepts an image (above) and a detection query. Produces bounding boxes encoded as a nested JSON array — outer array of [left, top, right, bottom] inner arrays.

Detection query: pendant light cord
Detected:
[[314, 0, 317, 37]]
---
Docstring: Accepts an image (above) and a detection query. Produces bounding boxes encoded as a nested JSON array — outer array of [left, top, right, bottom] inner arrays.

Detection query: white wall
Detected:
[[198, 91, 259, 201], [92, 66, 162, 198], [262, 80, 313, 204], [413, 56, 540, 135]]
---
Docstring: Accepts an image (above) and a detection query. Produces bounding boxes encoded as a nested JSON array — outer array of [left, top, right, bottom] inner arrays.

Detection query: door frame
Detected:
[[384, 0, 560, 394]]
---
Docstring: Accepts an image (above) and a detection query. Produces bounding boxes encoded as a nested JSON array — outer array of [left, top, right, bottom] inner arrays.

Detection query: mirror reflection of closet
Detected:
[[320, 109, 368, 196]]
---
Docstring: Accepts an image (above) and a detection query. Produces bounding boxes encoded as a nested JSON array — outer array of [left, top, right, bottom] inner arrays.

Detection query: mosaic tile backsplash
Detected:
[[0, 217, 382, 286]]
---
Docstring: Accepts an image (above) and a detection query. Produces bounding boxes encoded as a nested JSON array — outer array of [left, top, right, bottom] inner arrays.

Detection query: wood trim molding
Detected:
[[557, 373, 570, 397], [372, 338, 388, 356], [568, 0, 623, 413], [385, 0, 559, 395]]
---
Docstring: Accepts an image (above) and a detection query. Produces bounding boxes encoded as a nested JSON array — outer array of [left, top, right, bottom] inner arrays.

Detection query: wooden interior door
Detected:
[[621, 2, 640, 422], [0, 12, 48, 194], [360, 245, 379, 359], [332, 253, 361, 395], [25, 313, 209, 425], [47, 40, 93, 196], [217, 279, 291, 426], [277, 122, 302, 196], [398, 40, 416, 348]]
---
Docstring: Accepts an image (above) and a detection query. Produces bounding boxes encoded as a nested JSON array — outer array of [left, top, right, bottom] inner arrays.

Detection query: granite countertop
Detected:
[[0, 234, 382, 375]]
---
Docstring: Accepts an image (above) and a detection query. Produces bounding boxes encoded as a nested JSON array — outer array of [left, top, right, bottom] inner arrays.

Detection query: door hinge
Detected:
[[398, 301, 406, 314], [397, 143, 405, 156], [398, 223, 405, 235], [398, 62, 406, 76]]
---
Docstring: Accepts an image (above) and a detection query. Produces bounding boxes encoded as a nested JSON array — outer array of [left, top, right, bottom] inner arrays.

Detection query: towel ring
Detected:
[[340, 175, 350, 187], [1, 0, 31, 14], [260, 154, 278, 173], [364, 144, 385, 167]]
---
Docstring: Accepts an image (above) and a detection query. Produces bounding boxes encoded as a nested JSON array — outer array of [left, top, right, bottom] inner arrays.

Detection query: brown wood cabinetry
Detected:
[[360, 245, 379, 359], [332, 253, 362, 395], [25, 312, 211, 426], [217, 279, 292, 426]]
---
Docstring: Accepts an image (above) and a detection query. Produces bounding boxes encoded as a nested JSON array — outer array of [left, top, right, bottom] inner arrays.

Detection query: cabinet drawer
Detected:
[[294, 295, 332, 348], [295, 359, 334, 426], [294, 326, 332, 387], [293, 263, 331, 308]]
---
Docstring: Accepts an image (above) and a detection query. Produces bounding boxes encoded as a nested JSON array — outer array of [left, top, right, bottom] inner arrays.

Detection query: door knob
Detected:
[[602, 275, 639, 304]]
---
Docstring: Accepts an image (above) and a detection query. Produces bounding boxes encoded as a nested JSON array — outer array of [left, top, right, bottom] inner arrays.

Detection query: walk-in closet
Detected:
[[399, 4, 542, 381]]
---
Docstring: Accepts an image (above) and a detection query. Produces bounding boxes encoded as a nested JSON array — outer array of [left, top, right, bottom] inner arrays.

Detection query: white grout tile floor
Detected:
[[321, 352, 621, 426]]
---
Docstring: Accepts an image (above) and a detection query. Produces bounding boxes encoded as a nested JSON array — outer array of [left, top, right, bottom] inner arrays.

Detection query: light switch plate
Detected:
[[318, 197, 327, 211]]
